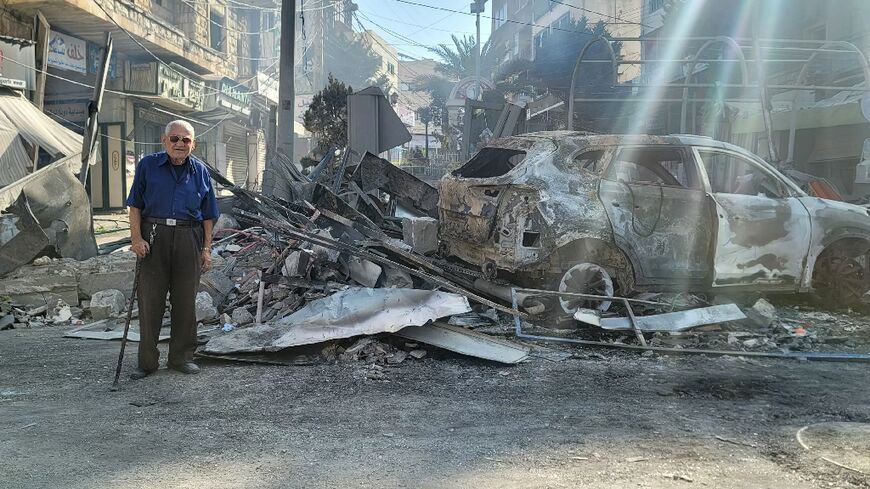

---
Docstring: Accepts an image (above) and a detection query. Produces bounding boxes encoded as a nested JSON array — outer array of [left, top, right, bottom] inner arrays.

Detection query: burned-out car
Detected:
[[439, 132, 870, 312]]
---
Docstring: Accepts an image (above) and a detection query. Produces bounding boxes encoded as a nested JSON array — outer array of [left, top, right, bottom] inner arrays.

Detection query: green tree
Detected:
[[429, 34, 498, 80], [302, 75, 352, 168]]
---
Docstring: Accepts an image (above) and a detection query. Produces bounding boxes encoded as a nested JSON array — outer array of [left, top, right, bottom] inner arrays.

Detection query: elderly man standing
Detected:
[[126, 120, 220, 379]]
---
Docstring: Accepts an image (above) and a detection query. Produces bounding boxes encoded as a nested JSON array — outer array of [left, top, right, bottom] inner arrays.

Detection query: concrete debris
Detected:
[[0, 314, 14, 330], [381, 267, 414, 289], [231, 307, 255, 326], [32, 256, 53, 266], [195, 291, 218, 323], [402, 217, 439, 255], [345, 256, 382, 287], [88, 289, 126, 320], [50, 302, 72, 324], [746, 298, 778, 327]]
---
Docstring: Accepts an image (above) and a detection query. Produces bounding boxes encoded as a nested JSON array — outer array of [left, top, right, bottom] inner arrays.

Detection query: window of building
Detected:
[[209, 9, 226, 52], [648, 0, 664, 13], [388, 62, 395, 75], [513, 32, 520, 56]]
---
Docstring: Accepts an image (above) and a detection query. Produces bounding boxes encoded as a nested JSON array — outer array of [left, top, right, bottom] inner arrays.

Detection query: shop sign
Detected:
[[157, 63, 203, 110], [0, 37, 35, 89], [44, 98, 89, 126], [47, 32, 86, 74], [220, 77, 253, 106], [126, 61, 203, 109], [87, 43, 118, 80]]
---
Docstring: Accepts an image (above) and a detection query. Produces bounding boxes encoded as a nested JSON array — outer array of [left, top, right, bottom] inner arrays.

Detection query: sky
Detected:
[[353, 0, 493, 61]]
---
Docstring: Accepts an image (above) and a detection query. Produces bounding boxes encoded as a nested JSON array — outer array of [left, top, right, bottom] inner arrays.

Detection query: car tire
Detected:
[[557, 263, 615, 315]]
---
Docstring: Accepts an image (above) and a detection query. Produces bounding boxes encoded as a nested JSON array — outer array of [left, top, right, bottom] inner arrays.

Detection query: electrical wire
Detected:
[[546, 0, 653, 28], [92, 0, 271, 97], [178, 0, 280, 34], [392, 0, 645, 32]]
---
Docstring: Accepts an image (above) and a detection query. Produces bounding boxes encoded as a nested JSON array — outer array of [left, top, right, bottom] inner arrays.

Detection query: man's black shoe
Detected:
[[130, 368, 155, 380], [168, 362, 200, 374]]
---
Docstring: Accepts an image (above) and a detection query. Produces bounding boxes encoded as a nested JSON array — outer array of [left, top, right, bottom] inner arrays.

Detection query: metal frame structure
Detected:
[[566, 36, 870, 161]]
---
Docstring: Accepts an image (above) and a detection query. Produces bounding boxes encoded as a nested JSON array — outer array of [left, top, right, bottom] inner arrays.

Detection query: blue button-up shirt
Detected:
[[126, 152, 220, 221]]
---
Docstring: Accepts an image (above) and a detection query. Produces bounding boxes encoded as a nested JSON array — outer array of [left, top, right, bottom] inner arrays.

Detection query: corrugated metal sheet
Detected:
[[0, 88, 83, 189], [0, 129, 31, 186], [0, 88, 81, 157]]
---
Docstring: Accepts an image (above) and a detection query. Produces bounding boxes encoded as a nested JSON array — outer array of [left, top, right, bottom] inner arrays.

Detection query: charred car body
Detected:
[[439, 132, 870, 312]]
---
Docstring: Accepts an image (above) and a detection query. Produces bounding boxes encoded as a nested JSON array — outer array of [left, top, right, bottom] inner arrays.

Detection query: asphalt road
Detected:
[[1, 326, 869, 489]]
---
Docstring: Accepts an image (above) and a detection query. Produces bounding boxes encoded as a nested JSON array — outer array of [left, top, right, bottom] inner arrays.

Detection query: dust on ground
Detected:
[[2, 326, 869, 489]]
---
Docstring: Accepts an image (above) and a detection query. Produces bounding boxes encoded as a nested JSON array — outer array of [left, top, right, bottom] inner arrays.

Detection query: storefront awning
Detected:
[[0, 88, 82, 187]]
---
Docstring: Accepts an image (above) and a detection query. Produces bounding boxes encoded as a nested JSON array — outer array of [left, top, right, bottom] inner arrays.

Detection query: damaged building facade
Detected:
[[0, 0, 285, 205]]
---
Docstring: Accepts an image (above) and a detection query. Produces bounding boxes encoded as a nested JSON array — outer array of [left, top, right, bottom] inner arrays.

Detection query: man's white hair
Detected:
[[164, 120, 195, 138]]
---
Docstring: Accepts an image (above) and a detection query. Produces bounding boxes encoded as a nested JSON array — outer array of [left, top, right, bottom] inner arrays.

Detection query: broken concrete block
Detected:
[[282, 249, 314, 278], [88, 289, 126, 320], [346, 256, 382, 288], [0, 314, 14, 330], [200, 270, 235, 305], [746, 298, 777, 327], [213, 214, 239, 236], [232, 307, 255, 326], [402, 217, 439, 255], [195, 292, 218, 322], [225, 244, 242, 253], [50, 300, 72, 324], [381, 267, 414, 288], [32, 256, 53, 266], [0, 274, 79, 307]]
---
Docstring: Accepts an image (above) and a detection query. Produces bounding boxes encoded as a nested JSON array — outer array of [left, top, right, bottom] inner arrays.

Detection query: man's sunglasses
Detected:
[[168, 135, 193, 144]]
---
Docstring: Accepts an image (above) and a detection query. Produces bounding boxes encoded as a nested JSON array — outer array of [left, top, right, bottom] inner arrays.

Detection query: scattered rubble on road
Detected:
[[2, 150, 870, 367]]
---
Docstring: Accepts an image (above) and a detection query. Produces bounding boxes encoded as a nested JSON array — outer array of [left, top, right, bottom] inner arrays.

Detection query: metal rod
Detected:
[[622, 297, 647, 347], [580, 59, 812, 64], [621, 83, 870, 91], [609, 36, 866, 46], [752, 14, 779, 162], [514, 332, 870, 362]]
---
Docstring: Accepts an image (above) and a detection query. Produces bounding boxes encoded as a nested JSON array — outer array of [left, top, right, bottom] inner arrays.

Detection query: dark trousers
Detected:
[[136, 221, 203, 370]]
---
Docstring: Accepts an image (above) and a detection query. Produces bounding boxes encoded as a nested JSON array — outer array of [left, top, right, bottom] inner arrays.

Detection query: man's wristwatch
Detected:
[[202, 246, 212, 253]]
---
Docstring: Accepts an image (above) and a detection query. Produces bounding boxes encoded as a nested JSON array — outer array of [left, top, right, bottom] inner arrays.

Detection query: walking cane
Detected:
[[110, 257, 142, 391]]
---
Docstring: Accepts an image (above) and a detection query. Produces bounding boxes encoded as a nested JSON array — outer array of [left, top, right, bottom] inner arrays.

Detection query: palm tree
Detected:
[[428, 34, 497, 80]]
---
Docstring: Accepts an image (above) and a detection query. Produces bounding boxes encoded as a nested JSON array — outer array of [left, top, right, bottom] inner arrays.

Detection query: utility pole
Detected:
[[272, 0, 296, 194], [470, 0, 486, 99], [79, 32, 113, 187]]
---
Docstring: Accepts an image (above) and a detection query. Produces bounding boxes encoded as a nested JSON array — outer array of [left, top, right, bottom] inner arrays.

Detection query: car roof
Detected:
[[490, 131, 756, 157]]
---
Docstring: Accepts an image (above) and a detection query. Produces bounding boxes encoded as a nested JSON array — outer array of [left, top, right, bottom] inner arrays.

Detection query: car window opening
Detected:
[[453, 148, 528, 178], [605, 148, 690, 188]]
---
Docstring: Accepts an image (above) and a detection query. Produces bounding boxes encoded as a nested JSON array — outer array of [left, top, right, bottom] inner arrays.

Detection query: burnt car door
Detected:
[[598, 146, 713, 284], [694, 148, 811, 288]]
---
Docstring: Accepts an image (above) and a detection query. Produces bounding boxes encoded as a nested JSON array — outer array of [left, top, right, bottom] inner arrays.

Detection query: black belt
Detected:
[[144, 217, 201, 227]]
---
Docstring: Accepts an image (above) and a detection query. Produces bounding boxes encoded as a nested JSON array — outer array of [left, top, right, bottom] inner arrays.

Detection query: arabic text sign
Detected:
[[47, 32, 86, 73], [0, 38, 36, 89]]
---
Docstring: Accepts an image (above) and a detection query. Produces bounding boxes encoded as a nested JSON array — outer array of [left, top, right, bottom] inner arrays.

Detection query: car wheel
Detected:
[[813, 247, 870, 306], [558, 263, 615, 314]]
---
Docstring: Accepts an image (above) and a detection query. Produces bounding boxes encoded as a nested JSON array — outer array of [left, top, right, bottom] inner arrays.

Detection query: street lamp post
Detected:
[[470, 0, 487, 100]]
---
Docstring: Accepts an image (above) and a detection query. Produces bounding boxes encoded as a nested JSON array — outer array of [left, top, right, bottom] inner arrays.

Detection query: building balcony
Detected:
[[5, 0, 231, 76]]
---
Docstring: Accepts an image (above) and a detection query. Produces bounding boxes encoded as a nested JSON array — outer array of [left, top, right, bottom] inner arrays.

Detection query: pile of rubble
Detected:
[[2, 150, 870, 365]]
